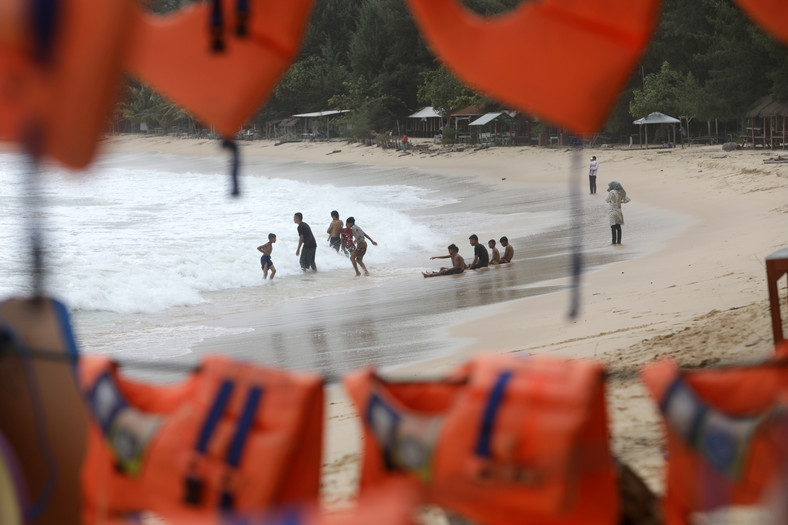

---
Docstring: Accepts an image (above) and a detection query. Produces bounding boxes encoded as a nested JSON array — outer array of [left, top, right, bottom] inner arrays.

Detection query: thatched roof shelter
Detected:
[[745, 94, 788, 118]]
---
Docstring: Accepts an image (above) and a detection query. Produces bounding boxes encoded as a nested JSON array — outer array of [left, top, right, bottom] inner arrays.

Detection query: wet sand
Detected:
[[98, 136, 788, 518]]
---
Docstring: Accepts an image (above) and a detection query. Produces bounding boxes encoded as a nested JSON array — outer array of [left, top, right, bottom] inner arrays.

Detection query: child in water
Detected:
[[340, 225, 356, 256], [257, 233, 277, 279], [488, 239, 501, 264]]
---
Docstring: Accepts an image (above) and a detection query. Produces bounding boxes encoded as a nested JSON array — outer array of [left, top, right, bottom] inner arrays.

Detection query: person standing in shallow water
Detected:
[[346, 216, 377, 276], [326, 210, 343, 252], [294, 212, 317, 271], [605, 181, 630, 245]]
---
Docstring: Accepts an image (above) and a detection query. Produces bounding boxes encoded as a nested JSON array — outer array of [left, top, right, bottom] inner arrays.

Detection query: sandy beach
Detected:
[[43, 134, 788, 515]]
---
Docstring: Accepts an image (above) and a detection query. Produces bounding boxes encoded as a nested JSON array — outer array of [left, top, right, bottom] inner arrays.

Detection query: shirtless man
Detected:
[[423, 244, 467, 278], [488, 239, 501, 264], [326, 210, 343, 252], [499, 236, 514, 263], [256, 233, 276, 279]]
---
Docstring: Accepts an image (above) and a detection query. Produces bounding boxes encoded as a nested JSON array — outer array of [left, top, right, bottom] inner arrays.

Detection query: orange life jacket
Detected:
[[404, 0, 661, 135], [733, 0, 788, 45], [125, 0, 315, 138], [0, 0, 134, 168], [641, 358, 788, 525], [79, 355, 324, 524], [344, 354, 618, 525], [143, 479, 419, 525]]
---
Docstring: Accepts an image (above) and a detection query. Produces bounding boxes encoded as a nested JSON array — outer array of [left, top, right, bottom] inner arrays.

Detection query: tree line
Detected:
[[120, 0, 788, 142]]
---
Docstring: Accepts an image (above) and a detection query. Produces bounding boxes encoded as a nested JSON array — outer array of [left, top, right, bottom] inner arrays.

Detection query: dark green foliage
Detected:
[[121, 0, 788, 141], [417, 67, 481, 118], [604, 0, 788, 138]]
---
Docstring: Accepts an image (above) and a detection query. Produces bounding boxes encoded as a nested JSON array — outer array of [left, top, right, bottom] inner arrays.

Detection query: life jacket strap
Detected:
[[184, 379, 235, 506], [220, 385, 263, 511], [235, 0, 249, 37], [210, 0, 225, 52], [475, 370, 512, 458]]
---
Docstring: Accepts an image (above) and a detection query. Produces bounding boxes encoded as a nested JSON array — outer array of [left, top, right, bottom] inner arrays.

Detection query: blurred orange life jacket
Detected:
[[404, 0, 661, 136], [125, 0, 315, 138], [0, 0, 135, 168], [344, 354, 618, 525], [79, 355, 323, 524], [733, 0, 788, 45], [641, 358, 788, 525]]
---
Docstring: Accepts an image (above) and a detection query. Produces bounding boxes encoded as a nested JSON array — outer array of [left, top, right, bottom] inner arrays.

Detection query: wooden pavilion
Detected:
[[407, 107, 444, 137], [743, 94, 788, 149], [450, 105, 485, 142]]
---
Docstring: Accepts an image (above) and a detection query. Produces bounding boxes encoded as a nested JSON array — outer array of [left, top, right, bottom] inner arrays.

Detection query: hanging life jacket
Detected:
[[141, 479, 419, 525], [0, 0, 135, 168], [79, 355, 324, 524], [344, 354, 618, 525], [641, 358, 788, 525], [404, 0, 661, 136], [124, 0, 315, 139], [733, 0, 788, 46]]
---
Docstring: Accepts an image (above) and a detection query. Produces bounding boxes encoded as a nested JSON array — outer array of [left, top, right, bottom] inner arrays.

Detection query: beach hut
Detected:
[[450, 105, 485, 142], [743, 94, 788, 149], [407, 106, 444, 137], [292, 109, 350, 139], [633, 112, 679, 149], [469, 111, 522, 146]]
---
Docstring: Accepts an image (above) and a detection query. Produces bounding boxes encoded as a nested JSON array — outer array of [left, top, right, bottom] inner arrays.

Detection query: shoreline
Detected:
[[22, 134, 788, 507]]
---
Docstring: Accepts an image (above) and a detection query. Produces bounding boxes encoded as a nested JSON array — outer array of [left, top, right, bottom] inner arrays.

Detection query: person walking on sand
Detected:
[[294, 212, 317, 272], [606, 181, 630, 245], [402, 134, 408, 153], [499, 236, 514, 263], [468, 234, 489, 269], [346, 216, 377, 276], [327, 210, 343, 252], [423, 244, 467, 277], [589, 155, 599, 194], [257, 233, 277, 280]]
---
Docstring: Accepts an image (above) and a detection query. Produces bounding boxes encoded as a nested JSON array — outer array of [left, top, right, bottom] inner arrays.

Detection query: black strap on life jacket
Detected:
[[221, 139, 241, 197], [235, 0, 249, 37], [475, 370, 512, 458], [219, 385, 263, 510], [184, 379, 235, 505], [210, 0, 225, 52]]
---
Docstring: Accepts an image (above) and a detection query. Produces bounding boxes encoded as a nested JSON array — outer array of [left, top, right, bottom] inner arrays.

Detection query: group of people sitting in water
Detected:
[[423, 234, 514, 278]]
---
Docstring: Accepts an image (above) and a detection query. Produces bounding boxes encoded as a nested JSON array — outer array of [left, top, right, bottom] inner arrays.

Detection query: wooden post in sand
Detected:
[[766, 247, 788, 344]]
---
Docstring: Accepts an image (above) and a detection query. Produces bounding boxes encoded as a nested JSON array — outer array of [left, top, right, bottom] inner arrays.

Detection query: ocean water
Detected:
[[0, 151, 575, 366]]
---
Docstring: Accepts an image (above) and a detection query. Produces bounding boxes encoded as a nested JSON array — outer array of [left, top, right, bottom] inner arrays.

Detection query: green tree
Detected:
[[417, 66, 481, 118], [122, 83, 188, 133], [329, 76, 399, 139], [630, 62, 703, 118]]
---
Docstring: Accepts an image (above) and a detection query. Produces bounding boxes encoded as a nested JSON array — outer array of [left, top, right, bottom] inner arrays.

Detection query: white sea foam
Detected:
[[0, 153, 487, 314]]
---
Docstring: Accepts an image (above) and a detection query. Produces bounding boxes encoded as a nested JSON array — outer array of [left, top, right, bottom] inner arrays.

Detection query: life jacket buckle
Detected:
[[219, 470, 238, 511], [472, 459, 543, 486], [183, 474, 204, 506], [183, 460, 205, 506]]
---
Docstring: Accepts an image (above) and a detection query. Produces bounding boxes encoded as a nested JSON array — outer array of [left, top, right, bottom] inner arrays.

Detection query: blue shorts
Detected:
[[260, 254, 273, 269]]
